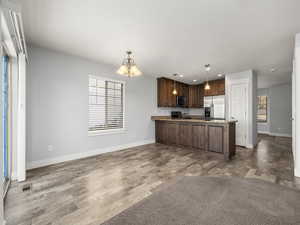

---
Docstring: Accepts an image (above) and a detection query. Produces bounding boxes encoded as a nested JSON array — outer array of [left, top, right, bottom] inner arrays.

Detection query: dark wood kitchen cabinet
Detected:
[[204, 79, 225, 96], [154, 119, 236, 160], [157, 78, 176, 107], [192, 125, 206, 149], [155, 121, 178, 144], [178, 124, 193, 146], [208, 126, 224, 153], [157, 77, 224, 108], [157, 77, 188, 107], [188, 84, 204, 108]]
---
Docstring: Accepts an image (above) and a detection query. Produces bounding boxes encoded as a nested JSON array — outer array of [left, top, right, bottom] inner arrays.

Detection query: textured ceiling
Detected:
[[17, 0, 300, 88]]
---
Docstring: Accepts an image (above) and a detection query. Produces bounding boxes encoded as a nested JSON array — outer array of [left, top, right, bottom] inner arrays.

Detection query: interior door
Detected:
[[229, 83, 247, 146], [292, 60, 296, 158]]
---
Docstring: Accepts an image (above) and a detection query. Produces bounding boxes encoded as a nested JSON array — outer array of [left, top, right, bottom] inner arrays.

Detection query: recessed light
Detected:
[[193, 79, 197, 82], [179, 74, 184, 78], [270, 68, 277, 72], [217, 73, 223, 77]]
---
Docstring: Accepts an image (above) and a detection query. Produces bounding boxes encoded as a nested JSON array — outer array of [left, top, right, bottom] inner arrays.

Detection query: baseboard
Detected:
[[11, 171, 17, 181], [268, 132, 292, 138], [246, 144, 254, 149], [27, 139, 155, 170], [258, 131, 270, 135], [258, 132, 292, 138], [295, 168, 300, 178]]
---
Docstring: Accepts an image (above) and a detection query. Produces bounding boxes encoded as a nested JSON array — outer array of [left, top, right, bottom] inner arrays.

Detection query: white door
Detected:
[[292, 60, 296, 158], [229, 83, 247, 146]]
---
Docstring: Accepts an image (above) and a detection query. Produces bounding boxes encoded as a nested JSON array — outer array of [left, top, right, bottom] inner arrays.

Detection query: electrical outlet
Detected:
[[48, 145, 53, 152]]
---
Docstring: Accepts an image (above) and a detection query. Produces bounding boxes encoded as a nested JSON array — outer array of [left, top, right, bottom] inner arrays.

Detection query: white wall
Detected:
[[269, 84, 292, 136], [27, 45, 157, 169], [225, 70, 257, 148], [294, 33, 300, 177]]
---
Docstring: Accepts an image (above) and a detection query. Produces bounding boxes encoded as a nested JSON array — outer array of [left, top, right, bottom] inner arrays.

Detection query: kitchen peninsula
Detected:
[[152, 116, 236, 160]]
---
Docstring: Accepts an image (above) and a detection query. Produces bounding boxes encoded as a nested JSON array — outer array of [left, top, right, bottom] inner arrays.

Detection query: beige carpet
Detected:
[[101, 176, 300, 225]]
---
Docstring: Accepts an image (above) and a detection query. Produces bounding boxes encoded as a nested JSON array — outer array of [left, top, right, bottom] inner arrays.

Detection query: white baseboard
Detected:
[[246, 144, 254, 149], [258, 131, 292, 138], [258, 131, 270, 135], [11, 171, 17, 181], [27, 139, 155, 170], [269, 132, 292, 138], [295, 168, 300, 178]]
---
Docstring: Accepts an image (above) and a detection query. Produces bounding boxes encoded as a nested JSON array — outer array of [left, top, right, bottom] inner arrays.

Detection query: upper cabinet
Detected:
[[157, 78, 175, 107], [204, 79, 225, 96], [188, 84, 204, 108], [157, 77, 225, 108], [157, 78, 188, 107]]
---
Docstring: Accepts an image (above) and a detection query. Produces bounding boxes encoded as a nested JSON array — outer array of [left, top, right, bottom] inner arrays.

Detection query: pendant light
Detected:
[[204, 64, 211, 90], [172, 74, 178, 95], [117, 51, 142, 77]]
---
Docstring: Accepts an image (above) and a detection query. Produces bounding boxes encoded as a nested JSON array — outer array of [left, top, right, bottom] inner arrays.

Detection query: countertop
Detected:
[[151, 116, 237, 124]]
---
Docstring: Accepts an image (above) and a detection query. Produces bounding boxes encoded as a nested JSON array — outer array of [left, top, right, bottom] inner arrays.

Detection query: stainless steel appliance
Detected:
[[171, 111, 182, 119], [204, 95, 225, 119], [204, 107, 212, 118], [176, 96, 187, 107]]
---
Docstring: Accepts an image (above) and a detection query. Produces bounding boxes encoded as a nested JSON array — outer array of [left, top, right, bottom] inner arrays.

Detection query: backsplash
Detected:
[[153, 107, 204, 116], [188, 108, 205, 116]]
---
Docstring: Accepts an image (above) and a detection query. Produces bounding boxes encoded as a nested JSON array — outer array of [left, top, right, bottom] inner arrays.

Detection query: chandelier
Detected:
[[117, 51, 142, 77]]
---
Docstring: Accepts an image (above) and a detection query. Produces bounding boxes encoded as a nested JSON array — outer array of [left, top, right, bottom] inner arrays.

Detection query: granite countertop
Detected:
[[151, 116, 237, 124]]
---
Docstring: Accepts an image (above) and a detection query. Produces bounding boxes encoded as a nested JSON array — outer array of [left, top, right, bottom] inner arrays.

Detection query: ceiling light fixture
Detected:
[[193, 79, 197, 82], [217, 73, 223, 77], [172, 74, 178, 95], [117, 51, 142, 77], [179, 74, 184, 78], [204, 64, 211, 90]]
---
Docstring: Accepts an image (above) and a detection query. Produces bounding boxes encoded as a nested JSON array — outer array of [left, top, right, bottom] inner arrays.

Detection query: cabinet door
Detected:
[[156, 121, 167, 143], [208, 126, 223, 153], [166, 79, 174, 107], [178, 124, 193, 146], [188, 85, 195, 107], [217, 79, 225, 95], [166, 123, 178, 145], [157, 78, 169, 107], [192, 125, 206, 149], [198, 84, 204, 107]]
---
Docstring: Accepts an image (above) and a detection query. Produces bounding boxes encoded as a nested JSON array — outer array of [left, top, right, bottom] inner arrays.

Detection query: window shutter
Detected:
[[89, 76, 124, 132]]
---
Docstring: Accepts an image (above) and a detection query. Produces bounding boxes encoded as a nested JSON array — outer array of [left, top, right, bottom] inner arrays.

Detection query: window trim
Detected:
[[257, 95, 268, 123], [88, 75, 126, 136]]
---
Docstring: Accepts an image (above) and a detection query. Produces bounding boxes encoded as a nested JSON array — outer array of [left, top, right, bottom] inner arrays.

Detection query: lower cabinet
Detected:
[[208, 126, 223, 153], [192, 125, 206, 150], [155, 120, 235, 160], [156, 121, 178, 145], [178, 124, 193, 146]]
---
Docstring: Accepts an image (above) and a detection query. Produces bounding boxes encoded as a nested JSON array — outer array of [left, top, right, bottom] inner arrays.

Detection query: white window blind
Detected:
[[89, 76, 124, 132]]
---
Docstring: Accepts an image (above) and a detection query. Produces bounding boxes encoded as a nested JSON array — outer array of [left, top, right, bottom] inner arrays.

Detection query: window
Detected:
[[88, 75, 125, 134], [257, 96, 267, 123]]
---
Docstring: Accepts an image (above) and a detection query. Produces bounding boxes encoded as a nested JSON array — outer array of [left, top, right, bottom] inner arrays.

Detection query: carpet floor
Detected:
[[101, 176, 300, 225]]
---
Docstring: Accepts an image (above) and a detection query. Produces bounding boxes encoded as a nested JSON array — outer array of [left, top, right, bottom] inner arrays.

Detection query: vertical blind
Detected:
[[89, 76, 124, 132]]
